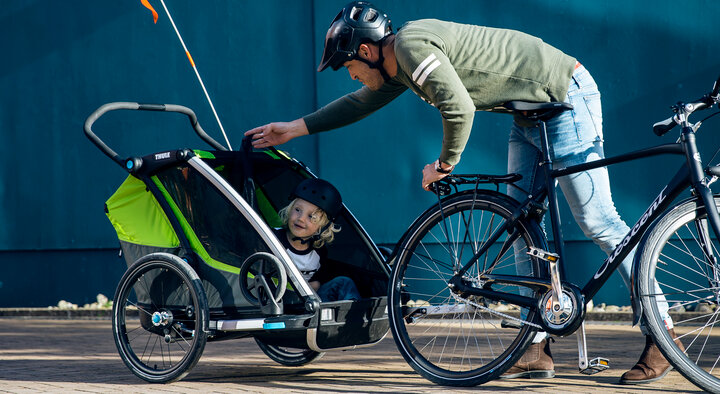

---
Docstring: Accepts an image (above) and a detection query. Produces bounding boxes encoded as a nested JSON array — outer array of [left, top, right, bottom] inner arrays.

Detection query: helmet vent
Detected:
[[364, 9, 378, 22], [350, 6, 362, 21]]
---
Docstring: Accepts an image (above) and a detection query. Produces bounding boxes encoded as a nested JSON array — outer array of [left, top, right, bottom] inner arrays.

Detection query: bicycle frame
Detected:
[[543, 125, 719, 302], [450, 121, 720, 331]]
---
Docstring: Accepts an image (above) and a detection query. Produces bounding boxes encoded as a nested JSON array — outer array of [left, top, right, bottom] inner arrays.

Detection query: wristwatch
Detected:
[[435, 160, 454, 174]]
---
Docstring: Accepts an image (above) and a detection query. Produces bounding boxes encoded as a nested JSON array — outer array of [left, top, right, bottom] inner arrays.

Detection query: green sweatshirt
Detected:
[[303, 19, 577, 165]]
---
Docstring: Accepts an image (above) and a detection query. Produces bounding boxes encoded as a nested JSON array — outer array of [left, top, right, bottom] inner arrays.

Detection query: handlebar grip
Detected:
[[706, 166, 720, 177], [83, 102, 139, 166], [652, 116, 677, 136]]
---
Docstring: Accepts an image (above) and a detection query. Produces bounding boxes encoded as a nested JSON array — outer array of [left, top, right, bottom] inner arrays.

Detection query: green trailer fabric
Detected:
[[105, 175, 180, 248]]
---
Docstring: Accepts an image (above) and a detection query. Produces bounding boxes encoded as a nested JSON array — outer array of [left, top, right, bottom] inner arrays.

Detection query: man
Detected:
[[245, 1, 679, 384]]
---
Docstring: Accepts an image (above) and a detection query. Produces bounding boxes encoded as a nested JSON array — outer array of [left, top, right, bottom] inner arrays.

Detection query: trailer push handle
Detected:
[[83, 102, 228, 169]]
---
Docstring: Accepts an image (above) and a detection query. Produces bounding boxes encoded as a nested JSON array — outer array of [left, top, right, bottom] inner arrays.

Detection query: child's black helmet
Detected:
[[291, 179, 343, 221], [317, 1, 393, 72]]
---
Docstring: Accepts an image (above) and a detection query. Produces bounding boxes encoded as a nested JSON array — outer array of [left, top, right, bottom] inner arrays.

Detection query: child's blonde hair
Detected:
[[279, 198, 341, 249]]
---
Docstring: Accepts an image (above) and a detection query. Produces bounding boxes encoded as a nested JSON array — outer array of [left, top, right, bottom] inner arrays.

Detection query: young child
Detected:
[[275, 178, 361, 302]]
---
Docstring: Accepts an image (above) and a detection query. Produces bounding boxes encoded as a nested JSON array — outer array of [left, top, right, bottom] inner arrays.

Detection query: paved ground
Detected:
[[0, 319, 705, 393]]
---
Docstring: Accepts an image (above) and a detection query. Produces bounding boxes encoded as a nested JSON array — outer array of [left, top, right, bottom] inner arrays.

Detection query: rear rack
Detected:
[[434, 173, 523, 195]]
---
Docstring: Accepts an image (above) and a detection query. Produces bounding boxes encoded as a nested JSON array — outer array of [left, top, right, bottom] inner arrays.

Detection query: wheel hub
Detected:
[[151, 310, 173, 327]]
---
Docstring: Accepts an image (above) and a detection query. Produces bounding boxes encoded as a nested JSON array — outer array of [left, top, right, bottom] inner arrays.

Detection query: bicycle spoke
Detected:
[[456, 197, 480, 266], [658, 252, 713, 287], [410, 248, 456, 276]]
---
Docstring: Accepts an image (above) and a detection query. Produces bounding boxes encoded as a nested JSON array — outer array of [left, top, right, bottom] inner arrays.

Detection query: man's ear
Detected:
[[357, 43, 374, 60]]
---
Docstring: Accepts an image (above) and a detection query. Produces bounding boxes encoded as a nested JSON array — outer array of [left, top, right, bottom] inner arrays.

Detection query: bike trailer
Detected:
[[86, 102, 390, 382]]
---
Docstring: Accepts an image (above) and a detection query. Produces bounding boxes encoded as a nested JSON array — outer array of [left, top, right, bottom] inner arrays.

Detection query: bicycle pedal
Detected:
[[526, 246, 559, 262], [580, 357, 609, 375]]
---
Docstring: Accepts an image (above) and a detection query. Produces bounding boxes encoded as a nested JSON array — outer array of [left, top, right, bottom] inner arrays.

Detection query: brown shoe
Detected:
[[619, 329, 685, 385], [500, 338, 555, 379]]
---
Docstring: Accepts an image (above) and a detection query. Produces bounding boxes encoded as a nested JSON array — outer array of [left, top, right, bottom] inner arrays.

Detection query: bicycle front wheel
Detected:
[[389, 190, 547, 386], [637, 196, 720, 392]]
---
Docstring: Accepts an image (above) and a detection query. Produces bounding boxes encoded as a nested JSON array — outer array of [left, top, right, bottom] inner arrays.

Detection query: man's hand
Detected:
[[244, 118, 309, 148], [422, 160, 453, 191]]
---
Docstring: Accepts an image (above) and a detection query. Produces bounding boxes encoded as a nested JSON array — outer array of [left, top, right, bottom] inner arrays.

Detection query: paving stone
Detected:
[[0, 319, 703, 393]]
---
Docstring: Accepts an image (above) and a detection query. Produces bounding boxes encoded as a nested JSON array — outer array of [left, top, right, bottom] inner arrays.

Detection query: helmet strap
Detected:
[[290, 223, 331, 246], [291, 235, 315, 245], [356, 35, 392, 82]]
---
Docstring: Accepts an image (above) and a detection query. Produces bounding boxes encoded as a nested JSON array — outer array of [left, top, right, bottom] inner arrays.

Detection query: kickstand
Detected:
[[577, 321, 610, 374]]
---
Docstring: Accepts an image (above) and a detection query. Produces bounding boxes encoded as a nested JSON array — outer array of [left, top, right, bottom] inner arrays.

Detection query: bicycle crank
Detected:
[[537, 283, 585, 336]]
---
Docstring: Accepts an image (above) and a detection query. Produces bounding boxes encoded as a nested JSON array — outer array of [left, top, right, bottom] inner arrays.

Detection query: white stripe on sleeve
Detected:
[[416, 59, 441, 86], [412, 53, 437, 82]]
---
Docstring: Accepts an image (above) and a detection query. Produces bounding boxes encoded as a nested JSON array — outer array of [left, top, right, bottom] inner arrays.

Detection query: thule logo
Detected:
[[593, 186, 668, 280], [155, 152, 171, 160]]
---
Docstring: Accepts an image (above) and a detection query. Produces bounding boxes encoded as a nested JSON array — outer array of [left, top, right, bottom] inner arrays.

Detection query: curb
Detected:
[[0, 308, 637, 322], [0, 308, 113, 319]]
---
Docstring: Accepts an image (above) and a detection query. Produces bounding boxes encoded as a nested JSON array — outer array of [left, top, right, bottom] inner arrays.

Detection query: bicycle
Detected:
[[387, 75, 720, 391]]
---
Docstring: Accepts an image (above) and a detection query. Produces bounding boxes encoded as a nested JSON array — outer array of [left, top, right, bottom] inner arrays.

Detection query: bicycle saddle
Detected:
[[501, 101, 574, 122]]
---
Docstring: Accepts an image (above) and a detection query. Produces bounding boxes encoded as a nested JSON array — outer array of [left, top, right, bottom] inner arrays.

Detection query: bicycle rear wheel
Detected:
[[389, 190, 547, 386], [637, 196, 720, 392]]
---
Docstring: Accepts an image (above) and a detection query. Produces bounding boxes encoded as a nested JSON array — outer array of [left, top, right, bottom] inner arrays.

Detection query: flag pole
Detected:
[[157, 0, 233, 150]]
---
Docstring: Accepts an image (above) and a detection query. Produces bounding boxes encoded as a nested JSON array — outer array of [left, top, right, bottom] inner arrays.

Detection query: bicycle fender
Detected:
[[630, 201, 681, 327], [630, 227, 650, 328]]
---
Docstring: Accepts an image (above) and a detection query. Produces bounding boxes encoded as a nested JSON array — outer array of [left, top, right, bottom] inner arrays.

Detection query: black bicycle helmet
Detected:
[[291, 178, 343, 221], [317, 1, 393, 73]]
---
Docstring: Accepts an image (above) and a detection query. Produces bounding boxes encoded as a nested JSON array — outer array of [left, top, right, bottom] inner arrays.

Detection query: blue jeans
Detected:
[[507, 65, 671, 336], [317, 276, 361, 302]]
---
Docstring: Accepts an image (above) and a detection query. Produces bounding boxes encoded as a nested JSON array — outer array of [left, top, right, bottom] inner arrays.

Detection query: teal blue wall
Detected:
[[1, 0, 719, 307]]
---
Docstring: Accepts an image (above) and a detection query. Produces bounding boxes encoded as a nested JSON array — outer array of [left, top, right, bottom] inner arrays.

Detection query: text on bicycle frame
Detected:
[[593, 186, 668, 280]]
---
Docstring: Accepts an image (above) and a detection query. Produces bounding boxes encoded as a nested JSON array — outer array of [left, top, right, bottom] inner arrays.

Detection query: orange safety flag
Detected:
[[140, 0, 159, 24]]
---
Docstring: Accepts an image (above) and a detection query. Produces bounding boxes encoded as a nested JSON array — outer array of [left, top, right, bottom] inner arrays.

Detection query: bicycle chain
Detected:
[[451, 293, 542, 329]]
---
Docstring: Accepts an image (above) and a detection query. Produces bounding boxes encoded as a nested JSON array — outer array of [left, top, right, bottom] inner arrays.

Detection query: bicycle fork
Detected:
[[684, 129, 720, 302], [695, 218, 720, 291]]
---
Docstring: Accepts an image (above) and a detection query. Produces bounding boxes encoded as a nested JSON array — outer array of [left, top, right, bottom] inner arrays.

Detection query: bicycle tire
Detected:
[[112, 253, 209, 383], [254, 338, 325, 366], [389, 190, 547, 386], [637, 196, 720, 392]]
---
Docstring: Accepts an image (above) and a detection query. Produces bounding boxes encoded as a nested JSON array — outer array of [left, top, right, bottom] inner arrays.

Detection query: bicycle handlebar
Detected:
[[653, 75, 720, 136], [83, 102, 228, 168], [652, 117, 678, 137]]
